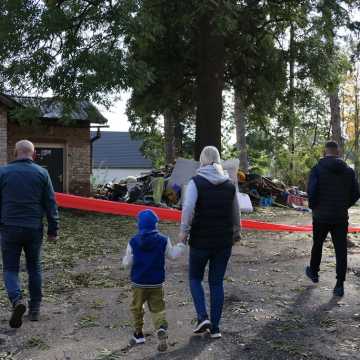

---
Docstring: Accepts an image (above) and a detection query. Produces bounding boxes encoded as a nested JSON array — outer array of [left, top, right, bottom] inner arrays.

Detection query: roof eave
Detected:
[[93, 165, 152, 169], [0, 94, 20, 108], [90, 118, 108, 124]]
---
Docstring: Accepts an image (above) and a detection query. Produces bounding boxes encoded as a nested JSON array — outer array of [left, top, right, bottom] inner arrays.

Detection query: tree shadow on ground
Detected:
[[224, 285, 341, 360], [146, 286, 338, 360], [146, 334, 212, 360]]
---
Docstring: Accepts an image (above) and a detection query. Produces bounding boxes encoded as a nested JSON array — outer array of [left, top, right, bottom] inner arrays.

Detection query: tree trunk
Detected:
[[312, 112, 319, 147], [329, 87, 344, 155], [288, 22, 296, 178], [194, 11, 225, 159], [174, 121, 183, 157], [234, 88, 249, 172], [354, 74, 359, 178], [164, 111, 176, 164]]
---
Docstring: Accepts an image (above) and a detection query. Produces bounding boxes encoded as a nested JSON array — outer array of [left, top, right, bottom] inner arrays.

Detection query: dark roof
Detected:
[[0, 93, 107, 124], [91, 131, 153, 169]]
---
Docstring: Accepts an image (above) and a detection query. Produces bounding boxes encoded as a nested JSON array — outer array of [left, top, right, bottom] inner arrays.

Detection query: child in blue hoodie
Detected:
[[122, 209, 185, 352]]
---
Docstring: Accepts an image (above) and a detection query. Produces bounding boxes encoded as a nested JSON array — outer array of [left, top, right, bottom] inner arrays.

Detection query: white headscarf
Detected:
[[199, 146, 224, 175]]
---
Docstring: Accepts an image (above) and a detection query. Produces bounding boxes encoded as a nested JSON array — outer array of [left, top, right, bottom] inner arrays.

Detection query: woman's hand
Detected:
[[178, 232, 188, 244]]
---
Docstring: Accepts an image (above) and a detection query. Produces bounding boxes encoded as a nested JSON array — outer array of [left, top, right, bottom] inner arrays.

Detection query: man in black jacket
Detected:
[[306, 141, 360, 297], [0, 140, 59, 328]]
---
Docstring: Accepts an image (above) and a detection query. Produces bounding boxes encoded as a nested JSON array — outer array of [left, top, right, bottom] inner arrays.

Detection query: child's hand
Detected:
[[233, 231, 241, 244]]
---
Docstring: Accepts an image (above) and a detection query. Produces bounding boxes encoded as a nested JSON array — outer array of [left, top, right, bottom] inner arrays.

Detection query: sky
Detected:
[[97, 92, 130, 132]]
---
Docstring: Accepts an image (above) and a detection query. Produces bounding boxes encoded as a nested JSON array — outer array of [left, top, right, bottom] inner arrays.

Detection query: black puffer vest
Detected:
[[189, 175, 235, 250]]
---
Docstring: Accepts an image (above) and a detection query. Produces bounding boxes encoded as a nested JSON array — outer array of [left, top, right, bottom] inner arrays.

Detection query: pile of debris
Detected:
[[94, 165, 180, 207], [238, 172, 308, 210], [94, 158, 309, 211]]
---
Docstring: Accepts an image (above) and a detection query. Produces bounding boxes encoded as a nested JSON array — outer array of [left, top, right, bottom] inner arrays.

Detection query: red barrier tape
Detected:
[[55, 193, 360, 233]]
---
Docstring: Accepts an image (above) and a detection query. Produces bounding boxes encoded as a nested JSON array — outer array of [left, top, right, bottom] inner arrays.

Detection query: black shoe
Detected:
[[157, 327, 168, 352], [334, 282, 344, 297], [9, 300, 26, 329], [193, 319, 211, 334], [130, 332, 145, 346], [305, 266, 319, 283], [29, 311, 40, 322]]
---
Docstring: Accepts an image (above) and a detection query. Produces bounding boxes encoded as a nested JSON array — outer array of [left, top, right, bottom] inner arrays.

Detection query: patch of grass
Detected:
[[43, 209, 134, 271], [271, 340, 308, 356], [91, 299, 106, 310], [70, 272, 94, 287], [292, 286, 307, 293], [0, 286, 8, 308], [276, 320, 305, 332], [231, 302, 250, 314], [89, 275, 123, 289], [40, 209, 135, 295], [25, 336, 50, 350], [95, 349, 123, 360], [77, 315, 99, 329], [320, 317, 336, 328], [0, 353, 17, 360]]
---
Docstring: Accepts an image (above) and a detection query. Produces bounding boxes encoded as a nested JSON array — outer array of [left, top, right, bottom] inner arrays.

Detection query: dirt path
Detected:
[[1, 207, 360, 359]]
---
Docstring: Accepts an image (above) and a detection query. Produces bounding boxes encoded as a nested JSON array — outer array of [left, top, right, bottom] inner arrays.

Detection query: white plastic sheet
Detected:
[[237, 192, 253, 213]]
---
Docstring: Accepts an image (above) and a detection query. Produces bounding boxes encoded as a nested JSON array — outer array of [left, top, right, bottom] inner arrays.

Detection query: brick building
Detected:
[[0, 94, 107, 195]]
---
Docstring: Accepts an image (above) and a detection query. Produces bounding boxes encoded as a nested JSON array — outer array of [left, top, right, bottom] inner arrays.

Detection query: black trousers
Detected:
[[310, 220, 348, 282]]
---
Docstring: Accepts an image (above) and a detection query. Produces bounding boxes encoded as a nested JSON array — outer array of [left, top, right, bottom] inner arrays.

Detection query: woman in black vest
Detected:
[[179, 146, 240, 338]]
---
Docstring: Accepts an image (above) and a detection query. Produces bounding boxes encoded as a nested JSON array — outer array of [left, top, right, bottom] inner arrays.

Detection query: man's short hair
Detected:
[[15, 140, 35, 155], [325, 141, 339, 150]]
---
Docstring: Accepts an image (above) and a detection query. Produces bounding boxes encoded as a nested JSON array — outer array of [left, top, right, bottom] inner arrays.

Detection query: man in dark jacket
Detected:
[[0, 140, 59, 328], [306, 141, 360, 297]]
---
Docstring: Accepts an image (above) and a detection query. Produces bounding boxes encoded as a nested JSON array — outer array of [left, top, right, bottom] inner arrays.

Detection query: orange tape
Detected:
[[55, 193, 360, 233]]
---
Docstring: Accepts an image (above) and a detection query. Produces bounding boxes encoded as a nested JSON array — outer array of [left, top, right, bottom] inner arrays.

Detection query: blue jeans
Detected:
[[189, 246, 232, 330], [0, 225, 43, 310]]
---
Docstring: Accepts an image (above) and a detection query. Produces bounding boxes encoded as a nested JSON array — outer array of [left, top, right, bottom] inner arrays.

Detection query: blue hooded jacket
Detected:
[[130, 210, 168, 287]]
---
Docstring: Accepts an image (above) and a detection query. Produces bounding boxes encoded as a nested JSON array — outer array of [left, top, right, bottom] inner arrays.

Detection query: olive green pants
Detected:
[[131, 287, 168, 333]]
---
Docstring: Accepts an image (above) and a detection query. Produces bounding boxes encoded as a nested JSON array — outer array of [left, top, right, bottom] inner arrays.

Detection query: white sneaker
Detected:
[[130, 332, 145, 345], [210, 331, 222, 339], [193, 319, 211, 334]]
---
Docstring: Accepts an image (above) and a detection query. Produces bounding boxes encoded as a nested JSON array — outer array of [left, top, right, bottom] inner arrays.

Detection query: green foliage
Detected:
[[242, 85, 331, 188], [272, 146, 323, 188], [0, 0, 359, 183], [132, 129, 165, 169], [8, 106, 41, 126]]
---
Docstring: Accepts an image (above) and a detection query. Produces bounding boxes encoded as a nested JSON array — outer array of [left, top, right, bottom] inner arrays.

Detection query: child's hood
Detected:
[[138, 209, 159, 232], [134, 209, 163, 251], [136, 230, 163, 251]]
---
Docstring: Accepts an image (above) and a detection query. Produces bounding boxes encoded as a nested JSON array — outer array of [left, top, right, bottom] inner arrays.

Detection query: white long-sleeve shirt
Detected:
[[122, 239, 186, 268]]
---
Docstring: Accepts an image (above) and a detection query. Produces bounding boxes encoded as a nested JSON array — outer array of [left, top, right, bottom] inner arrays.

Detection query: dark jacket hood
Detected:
[[318, 156, 348, 174]]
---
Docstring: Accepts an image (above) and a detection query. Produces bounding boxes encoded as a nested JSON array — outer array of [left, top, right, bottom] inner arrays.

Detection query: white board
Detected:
[[169, 157, 240, 187]]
